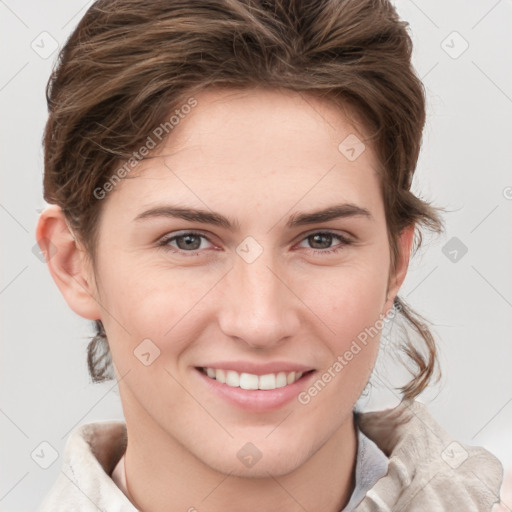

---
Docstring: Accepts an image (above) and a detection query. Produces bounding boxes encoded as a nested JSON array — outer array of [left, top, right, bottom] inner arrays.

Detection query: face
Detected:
[[69, 88, 409, 477]]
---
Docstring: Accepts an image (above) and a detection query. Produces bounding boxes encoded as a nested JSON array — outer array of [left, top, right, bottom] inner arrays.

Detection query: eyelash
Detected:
[[156, 230, 352, 257]]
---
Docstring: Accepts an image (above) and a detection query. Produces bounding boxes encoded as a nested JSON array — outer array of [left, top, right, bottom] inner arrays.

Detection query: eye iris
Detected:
[[310, 233, 332, 249], [177, 234, 201, 250]]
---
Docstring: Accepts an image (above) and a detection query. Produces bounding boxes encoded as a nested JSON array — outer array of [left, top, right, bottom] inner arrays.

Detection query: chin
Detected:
[[215, 457, 305, 479], [201, 439, 311, 479]]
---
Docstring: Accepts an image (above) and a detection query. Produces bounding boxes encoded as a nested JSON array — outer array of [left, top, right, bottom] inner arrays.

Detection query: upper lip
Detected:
[[196, 361, 315, 376]]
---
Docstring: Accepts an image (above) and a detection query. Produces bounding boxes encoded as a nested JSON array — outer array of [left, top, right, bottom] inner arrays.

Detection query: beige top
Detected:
[[37, 399, 505, 512]]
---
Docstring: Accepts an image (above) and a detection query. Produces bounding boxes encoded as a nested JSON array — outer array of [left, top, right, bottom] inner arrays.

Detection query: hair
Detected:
[[42, 0, 443, 401]]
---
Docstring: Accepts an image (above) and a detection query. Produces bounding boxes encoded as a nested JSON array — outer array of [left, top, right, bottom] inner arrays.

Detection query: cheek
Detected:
[[96, 259, 210, 362], [299, 280, 386, 412], [298, 249, 390, 378], [309, 255, 390, 331]]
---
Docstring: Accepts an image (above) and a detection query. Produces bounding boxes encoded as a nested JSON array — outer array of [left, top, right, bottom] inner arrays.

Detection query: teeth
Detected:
[[259, 373, 276, 390], [276, 372, 287, 388], [225, 370, 239, 387], [216, 369, 226, 384], [202, 367, 307, 390], [240, 373, 259, 390]]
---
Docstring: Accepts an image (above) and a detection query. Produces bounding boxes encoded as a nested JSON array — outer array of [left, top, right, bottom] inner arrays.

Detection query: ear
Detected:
[[382, 224, 415, 315], [35, 205, 102, 320]]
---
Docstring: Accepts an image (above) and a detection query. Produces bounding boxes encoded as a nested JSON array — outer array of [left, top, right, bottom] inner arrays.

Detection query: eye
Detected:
[[297, 231, 352, 255], [157, 231, 214, 256], [157, 230, 352, 257]]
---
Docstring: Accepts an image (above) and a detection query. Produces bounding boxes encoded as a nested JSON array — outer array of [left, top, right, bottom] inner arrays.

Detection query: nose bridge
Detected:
[[218, 241, 298, 347]]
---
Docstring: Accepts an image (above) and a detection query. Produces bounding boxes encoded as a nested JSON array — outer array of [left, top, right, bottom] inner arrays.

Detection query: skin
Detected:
[[37, 87, 413, 512]]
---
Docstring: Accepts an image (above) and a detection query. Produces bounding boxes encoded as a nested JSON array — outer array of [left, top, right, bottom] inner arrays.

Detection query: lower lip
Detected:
[[193, 367, 316, 412]]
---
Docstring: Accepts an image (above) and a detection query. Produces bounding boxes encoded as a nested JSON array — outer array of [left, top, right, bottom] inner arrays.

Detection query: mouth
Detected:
[[193, 365, 317, 412], [196, 366, 315, 391]]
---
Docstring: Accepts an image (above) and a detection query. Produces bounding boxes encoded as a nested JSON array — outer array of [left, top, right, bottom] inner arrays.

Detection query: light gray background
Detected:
[[1, 1, 511, 510]]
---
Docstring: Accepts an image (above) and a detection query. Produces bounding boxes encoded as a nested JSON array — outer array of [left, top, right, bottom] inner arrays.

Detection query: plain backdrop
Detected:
[[1, 1, 511, 510]]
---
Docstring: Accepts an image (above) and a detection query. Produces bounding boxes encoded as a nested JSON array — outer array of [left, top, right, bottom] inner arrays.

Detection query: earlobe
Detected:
[[35, 205, 102, 320]]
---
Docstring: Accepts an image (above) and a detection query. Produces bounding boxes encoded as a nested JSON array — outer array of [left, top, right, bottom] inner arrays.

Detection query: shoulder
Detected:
[[354, 400, 504, 511]]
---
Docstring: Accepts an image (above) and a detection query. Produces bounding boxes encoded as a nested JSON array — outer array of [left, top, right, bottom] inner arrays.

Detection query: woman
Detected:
[[35, 0, 504, 510]]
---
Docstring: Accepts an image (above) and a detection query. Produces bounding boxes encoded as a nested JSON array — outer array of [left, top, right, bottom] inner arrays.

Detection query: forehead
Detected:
[[151, 87, 371, 159], [104, 87, 383, 220]]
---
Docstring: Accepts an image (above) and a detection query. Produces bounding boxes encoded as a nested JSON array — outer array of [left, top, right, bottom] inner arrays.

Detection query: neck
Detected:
[[121, 400, 358, 512]]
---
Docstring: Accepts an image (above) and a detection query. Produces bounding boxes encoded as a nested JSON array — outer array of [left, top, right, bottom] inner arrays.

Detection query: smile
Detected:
[[198, 367, 309, 390]]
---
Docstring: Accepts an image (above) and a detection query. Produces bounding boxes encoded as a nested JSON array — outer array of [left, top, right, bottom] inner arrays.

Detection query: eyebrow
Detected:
[[133, 203, 372, 230]]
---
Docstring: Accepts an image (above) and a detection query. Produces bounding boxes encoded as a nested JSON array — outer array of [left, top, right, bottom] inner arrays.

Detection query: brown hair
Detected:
[[43, 0, 443, 401]]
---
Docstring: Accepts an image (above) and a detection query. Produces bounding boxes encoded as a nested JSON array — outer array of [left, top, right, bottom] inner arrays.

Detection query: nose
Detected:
[[217, 247, 301, 350]]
